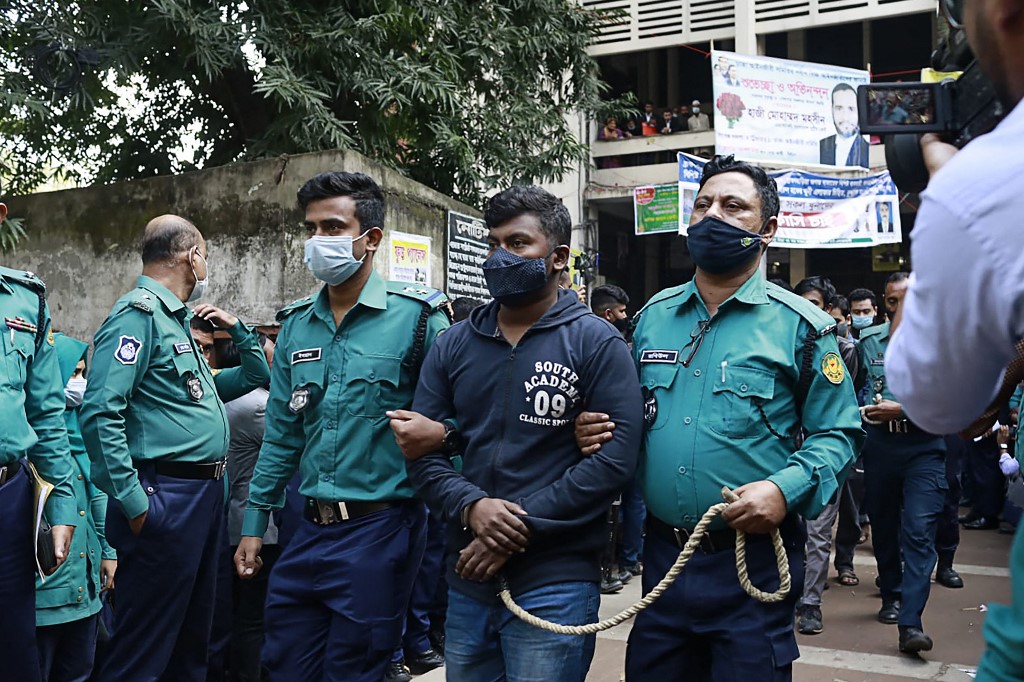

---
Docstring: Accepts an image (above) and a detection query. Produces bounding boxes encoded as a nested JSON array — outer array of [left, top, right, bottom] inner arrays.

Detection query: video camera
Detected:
[[855, 0, 1006, 193]]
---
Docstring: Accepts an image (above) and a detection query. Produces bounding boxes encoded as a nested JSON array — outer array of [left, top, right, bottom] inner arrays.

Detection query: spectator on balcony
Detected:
[[640, 101, 658, 136], [688, 100, 711, 132], [622, 117, 640, 139], [597, 116, 625, 169], [659, 109, 682, 135]]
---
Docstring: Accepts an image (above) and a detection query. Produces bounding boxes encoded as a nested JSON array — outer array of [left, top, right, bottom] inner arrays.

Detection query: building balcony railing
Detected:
[[588, 130, 887, 200], [582, 0, 937, 57]]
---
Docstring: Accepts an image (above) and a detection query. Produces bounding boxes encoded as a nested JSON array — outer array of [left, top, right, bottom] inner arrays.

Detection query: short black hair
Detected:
[[768, 277, 793, 293], [190, 316, 215, 334], [886, 271, 910, 287], [297, 172, 385, 231], [451, 297, 484, 322], [590, 285, 629, 314], [484, 186, 571, 250], [848, 287, 877, 307], [699, 155, 780, 223], [216, 338, 239, 368], [141, 216, 200, 265], [832, 82, 856, 101], [794, 276, 837, 305], [830, 294, 850, 317]]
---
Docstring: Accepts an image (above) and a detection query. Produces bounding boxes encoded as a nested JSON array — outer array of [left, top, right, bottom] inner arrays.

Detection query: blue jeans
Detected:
[[445, 582, 599, 682], [620, 478, 647, 567]]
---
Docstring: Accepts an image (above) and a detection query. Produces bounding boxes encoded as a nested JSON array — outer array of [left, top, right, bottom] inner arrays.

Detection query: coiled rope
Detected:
[[498, 487, 791, 635]]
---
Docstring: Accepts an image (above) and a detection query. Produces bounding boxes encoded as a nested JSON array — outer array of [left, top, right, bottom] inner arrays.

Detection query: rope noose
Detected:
[[497, 487, 791, 636]]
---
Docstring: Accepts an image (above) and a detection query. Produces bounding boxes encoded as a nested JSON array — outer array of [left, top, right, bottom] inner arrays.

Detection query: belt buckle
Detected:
[[315, 501, 349, 524], [213, 460, 226, 480], [672, 526, 691, 550], [0, 465, 8, 485]]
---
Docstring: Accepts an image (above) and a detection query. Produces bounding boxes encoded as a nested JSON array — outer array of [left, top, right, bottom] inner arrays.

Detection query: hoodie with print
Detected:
[[407, 290, 643, 603]]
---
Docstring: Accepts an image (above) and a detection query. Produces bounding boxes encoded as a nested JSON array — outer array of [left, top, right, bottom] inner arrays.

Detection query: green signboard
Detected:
[[633, 184, 679, 236]]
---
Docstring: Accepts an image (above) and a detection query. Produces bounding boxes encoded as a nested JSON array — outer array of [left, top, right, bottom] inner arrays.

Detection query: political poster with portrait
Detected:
[[711, 50, 871, 168], [677, 153, 901, 248], [446, 211, 490, 299], [389, 231, 432, 286], [633, 184, 679, 236]]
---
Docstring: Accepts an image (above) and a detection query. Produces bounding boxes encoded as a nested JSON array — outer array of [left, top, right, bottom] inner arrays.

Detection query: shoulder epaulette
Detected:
[[765, 283, 836, 338], [386, 282, 449, 311], [859, 323, 888, 339], [275, 296, 314, 322], [636, 283, 690, 315], [116, 289, 157, 316], [0, 266, 45, 292]]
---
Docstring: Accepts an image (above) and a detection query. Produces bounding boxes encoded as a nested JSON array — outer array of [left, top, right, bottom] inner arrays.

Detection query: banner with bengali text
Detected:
[[677, 153, 901, 249], [711, 50, 870, 168], [389, 231, 432, 286], [446, 211, 490, 299], [633, 184, 679, 236]]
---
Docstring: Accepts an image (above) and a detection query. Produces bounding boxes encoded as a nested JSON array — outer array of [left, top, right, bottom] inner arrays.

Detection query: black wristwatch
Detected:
[[441, 419, 461, 455]]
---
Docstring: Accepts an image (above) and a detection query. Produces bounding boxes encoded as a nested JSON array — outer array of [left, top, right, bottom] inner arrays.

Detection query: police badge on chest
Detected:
[[184, 371, 204, 401]]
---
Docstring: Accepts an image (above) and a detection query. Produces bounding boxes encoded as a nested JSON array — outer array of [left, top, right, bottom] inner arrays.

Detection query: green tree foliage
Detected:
[[1, 0, 623, 205]]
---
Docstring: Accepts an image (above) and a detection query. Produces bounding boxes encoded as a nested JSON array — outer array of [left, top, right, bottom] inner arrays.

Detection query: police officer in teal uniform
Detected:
[[35, 333, 116, 682], [81, 214, 269, 682], [0, 198, 78, 682], [858, 272, 947, 654], [576, 156, 862, 681], [235, 171, 449, 682]]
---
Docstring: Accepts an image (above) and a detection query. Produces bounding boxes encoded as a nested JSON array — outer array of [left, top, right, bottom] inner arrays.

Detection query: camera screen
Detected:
[[864, 87, 937, 127]]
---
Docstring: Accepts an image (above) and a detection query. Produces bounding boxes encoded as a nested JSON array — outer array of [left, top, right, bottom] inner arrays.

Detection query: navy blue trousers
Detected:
[[863, 428, 946, 628], [98, 472, 226, 682], [37, 613, 99, 682], [620, 478, 647, 567], [938, 436, 964, 561], [394, 505, 445, 662], [625, 517, 806, 682], [263, 502, 426, 682], [966, 437, 1006, 520], [0, 462, 41, 682]]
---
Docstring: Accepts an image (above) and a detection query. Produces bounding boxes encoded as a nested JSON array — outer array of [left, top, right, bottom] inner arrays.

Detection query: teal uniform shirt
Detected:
[[36, 334, 113, 627], [857, 322, 903, 408], [242, 271, 449, 537], [633, 275, 863, 531], [0, 266, 76, 526], [81, 276, 254, 520]]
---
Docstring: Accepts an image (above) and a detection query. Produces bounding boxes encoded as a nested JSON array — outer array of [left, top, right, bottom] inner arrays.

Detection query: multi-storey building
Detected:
[[550, 0, 940, 303]]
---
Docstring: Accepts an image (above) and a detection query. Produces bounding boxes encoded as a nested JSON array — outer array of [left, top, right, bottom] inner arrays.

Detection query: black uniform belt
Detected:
[[140, 459, 227, 480], [647, 514, 738, 554], [0, 460, 22, 486], [873, 419, 931, 436], [304, 498, 398, 525]]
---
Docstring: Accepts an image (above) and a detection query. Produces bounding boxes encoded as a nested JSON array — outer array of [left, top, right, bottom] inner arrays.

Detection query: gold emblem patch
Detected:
[[47, 328, 54, 346], [821, 352, 845, 385]]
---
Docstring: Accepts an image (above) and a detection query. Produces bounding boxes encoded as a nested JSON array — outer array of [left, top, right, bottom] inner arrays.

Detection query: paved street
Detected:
[[420, 520, 1014, 681]]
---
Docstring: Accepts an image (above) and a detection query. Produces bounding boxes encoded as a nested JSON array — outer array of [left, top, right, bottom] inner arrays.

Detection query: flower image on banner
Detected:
[[711, 50, 870, 168]]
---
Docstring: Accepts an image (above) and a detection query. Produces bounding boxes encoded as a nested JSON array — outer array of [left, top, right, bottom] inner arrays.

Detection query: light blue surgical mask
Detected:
[[304, 233, 368, 286], [851, 314, 875, 330], [187, 248, 209, 303]]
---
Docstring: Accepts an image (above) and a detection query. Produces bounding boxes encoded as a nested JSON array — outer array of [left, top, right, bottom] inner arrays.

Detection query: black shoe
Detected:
[[963, 516, 999, 530], [796, 604, 823, 635], [385, 661, 412, 682], [958, 512, 977, 524], [406, 648, 444, 675], [623, 562, 643, 576], [878, 599, 901, 624], [600, 576, 624, 594], [428, 628, 446, 655], [613, 568, 633, 585], [936, 565, 964, 588], [898, 626, 933, 653]]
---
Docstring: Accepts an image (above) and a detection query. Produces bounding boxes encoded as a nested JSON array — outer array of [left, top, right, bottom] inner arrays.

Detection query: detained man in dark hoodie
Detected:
[[403, 186, 642, 682]]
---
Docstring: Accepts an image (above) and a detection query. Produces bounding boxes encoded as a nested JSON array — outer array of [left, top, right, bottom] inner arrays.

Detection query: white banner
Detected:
[[711, 50, 870, 168]]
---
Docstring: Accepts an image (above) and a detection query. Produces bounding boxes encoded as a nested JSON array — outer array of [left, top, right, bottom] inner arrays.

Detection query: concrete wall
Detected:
[[5, 148, 479, 342]]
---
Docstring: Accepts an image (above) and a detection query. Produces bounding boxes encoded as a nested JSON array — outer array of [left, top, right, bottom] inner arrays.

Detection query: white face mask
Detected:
[[187, 248, 209, 303], [304, 234, 368, 286], [692, 106, 701, 114], [65, 378, 87, 407]]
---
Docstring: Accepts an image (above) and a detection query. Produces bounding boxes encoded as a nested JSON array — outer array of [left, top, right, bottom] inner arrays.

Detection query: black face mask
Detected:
[[481, 247, 554, 304], [612, 316, 631, 335], [686, 216, 767, 274]]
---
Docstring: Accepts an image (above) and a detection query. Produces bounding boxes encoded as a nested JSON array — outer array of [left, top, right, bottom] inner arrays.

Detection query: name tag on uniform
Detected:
[[640, 350, 678, 364], [174, 342, 192, 354], [291, 348, 322, 365], [870, 359, 885, 366]]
